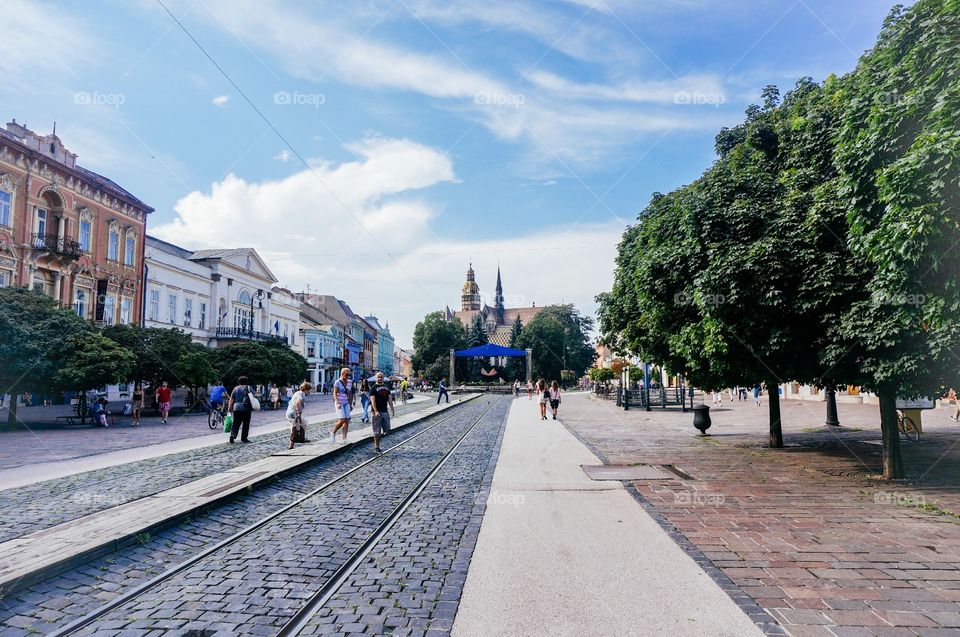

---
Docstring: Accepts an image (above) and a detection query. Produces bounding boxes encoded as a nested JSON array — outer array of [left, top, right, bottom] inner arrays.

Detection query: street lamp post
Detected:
[[249, 289, 264, 337]]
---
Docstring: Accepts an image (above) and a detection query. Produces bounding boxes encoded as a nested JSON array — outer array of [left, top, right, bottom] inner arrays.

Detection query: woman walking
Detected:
[[131, 383, 144, 426], [269, 384, 280, 410], [227, 375, 255, 444], [359, 378, 371, 423], [527, 380, 533, 400], [537, 379, 548, 420], [332, 368, 352, 443], [549, 381, 562, 420], [287, 382, 312, 449]]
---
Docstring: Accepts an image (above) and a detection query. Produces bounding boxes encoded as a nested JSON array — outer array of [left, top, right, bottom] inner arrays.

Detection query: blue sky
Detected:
[[4, 0, 907, 346]]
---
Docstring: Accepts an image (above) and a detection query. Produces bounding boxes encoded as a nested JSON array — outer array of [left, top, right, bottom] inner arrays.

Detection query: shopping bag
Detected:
[[224, 413, 233, 432]]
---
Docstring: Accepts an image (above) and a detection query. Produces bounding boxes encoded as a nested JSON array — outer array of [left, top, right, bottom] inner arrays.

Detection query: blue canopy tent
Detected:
[[450, 343, 531, 384], [454, 344, 527, 358]]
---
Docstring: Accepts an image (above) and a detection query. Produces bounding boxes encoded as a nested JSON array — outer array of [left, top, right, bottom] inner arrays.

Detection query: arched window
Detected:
[[238, 289, 251, 305]]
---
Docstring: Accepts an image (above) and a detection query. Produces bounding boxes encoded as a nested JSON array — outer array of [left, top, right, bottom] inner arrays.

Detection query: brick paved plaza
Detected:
[[559, 393, 960, 636]]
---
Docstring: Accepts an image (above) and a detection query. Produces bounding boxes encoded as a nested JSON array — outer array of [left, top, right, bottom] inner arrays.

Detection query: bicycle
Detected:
[[208, 404, 226, 430], [897, 410, 920, 442]]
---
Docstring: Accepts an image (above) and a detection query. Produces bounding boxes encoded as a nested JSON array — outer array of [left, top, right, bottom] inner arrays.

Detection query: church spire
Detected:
[[461, 263, 481, 311], [494, 265, 505, 320]]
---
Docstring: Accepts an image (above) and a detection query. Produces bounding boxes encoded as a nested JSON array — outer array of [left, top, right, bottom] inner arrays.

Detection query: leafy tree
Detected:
[[411, 312, 466, 382], [465, 313, 489, 381], [518, 305, 595, 383], [56, 332, 135, 394], [210, 340, 307, 388], [831, 0, 960, 477], [0, 288, 91, 426], [172, 344, 218, 394], [506, 315, 525, 381], [101, 325, 194, 388], [262, 340, 309, 386]]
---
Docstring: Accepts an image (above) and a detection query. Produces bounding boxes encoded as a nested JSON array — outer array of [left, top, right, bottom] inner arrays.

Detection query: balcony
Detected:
[[215, 326, 288, 344], [32, 233, 83, 260]]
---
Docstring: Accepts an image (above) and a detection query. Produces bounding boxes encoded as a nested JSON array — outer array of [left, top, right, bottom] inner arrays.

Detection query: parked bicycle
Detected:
[[897, 409, 920, 442]]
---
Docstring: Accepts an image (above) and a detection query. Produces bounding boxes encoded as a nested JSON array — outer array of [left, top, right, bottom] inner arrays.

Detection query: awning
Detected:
[[454, 343, 527, 358]]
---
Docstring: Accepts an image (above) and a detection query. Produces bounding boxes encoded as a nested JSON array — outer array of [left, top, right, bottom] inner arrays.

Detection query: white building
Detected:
[[144, 236, 299, 350]]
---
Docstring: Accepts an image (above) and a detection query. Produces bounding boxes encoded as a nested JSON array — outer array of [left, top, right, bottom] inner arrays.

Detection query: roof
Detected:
[[455, 343, 527, 358], [146, 234, 194, 260], [190, 248, 253, 260], [0, 126, 153, 212]]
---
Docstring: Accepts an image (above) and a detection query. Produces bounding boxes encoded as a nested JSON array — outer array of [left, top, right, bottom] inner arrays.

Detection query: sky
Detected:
[[2, 0, 909, 348]]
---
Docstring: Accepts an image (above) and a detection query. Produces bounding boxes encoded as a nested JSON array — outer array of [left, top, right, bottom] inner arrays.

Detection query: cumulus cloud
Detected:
[[211, 95, 230, 107], [274, 149, 291, 162]]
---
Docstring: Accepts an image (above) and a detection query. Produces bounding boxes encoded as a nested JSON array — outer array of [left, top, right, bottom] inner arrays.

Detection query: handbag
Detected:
[[248, 391, 261, 411], [224, 413, 233, 432]]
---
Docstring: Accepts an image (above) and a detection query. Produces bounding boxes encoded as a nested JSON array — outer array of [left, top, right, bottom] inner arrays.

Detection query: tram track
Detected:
[[48, 396, 501, 637]]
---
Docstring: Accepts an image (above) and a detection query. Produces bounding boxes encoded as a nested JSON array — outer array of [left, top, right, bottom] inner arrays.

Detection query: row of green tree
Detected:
[[411, 305, 596, 384], [0, 287, 308, 426], [598, 0, 960, 478]]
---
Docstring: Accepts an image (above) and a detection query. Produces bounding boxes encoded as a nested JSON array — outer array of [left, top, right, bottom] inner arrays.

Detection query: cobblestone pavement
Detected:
[[560, 393, 960, 637], [0, 398, 438, 544], [33, 396, 508, 636], [0, 394, 428, 471], [298, 395, 507, 637], [0, 397, 506, 636]]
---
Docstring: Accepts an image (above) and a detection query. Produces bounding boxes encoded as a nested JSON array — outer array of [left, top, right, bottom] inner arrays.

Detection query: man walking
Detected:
[[437, 378, 449, 404], [226, 376, 254, 443], [331, 367, 352, 443], [370, 371, 395, 453], [156, 381, 172, 424]]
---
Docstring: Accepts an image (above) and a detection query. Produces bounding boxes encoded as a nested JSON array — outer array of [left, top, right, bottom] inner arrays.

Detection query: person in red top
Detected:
[[156, 381, 173, 423]]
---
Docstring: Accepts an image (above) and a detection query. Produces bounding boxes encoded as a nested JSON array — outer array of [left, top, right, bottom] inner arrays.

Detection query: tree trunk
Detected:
[[767, 379, 783, 448], [6, 393, 18, 428], [878, 387, 904, 479]]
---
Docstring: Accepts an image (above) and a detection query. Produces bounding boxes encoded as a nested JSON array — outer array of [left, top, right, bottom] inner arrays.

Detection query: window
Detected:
[[75, 289, 87, 318], [79, 220, 91, 252], [199, 302, 207, 330], [120, 298, 132, 325], [184, 298, 192, 327], [167, 294, 177, 324], [307, 341, 316, 358], [108, 229, 119, 261], [124, 235, 135, 266], [103, 295, 116, 326], [35, 209, 47, 245], [148, 289, 160, 321], [0, 190, 11, 227]]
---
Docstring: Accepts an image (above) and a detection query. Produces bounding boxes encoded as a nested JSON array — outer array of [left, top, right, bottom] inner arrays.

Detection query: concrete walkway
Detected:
[[453, 397, 765, 637]]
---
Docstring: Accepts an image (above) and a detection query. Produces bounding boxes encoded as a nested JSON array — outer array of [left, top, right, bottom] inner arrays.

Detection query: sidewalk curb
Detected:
[[0, 394, 482, 596]]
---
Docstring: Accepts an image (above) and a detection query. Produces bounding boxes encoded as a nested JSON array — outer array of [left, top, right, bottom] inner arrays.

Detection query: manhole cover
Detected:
[[581, 464, 674, 480]]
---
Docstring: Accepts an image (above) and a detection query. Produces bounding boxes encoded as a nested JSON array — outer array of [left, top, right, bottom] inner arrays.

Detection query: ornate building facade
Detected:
[[0, 119, 152, 324], [445, 264, 544, 346]]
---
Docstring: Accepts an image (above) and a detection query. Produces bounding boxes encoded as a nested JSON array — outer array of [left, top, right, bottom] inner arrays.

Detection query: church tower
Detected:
[[494, 266, 505, 322], [461, 263, 481, 311]]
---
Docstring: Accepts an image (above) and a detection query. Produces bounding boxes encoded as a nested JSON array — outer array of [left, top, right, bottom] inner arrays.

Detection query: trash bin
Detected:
[[692, 404, 711, 435]]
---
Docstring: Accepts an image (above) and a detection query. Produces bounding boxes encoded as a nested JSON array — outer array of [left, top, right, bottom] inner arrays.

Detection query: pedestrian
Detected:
[[727, 387, 734, 402], [753, 383, 761, 406], [711, 389, 722, 407], [156, 381, 172, 423], [950, 388, 959, 421], [549, 380, 562, 420], [437, 378, 450, 404], [331, 367, 352, 443], [526, 380, 533, 400], [400, 378, 409, 404], [269, 384, 280, 410], [94, 396, 110, 427], [131, 383, 144, 426], [285, 385, 294, 405], [287, 382, 312, 449], [359, 378, 371, 423], [370, 371, 395, 453], [537, 378, 548, 420], [226, 375, 255, 444]]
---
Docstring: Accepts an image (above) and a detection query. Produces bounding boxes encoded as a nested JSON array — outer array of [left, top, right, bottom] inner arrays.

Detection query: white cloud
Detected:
[[0, 0, 91, 91], [211, 95, 230, 107], [274, 149, 291, 162], [527, 70, 726, 104]]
